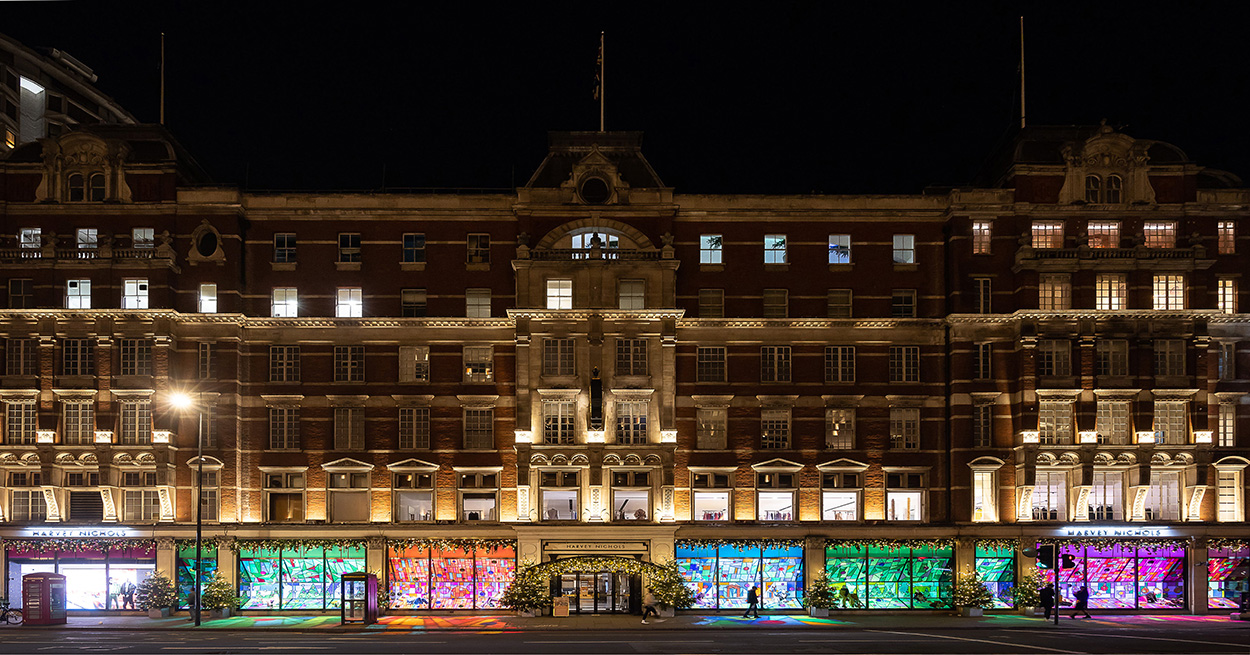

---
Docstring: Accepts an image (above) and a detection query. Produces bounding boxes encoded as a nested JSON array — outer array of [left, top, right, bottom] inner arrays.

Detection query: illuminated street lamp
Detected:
[[169, 392, 203, 627]]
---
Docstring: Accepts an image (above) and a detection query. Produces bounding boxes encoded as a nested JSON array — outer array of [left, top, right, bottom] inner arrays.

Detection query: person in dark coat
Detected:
[[1069, 585, 1091, 619], [1040, 583, 1056, 620], [743, 585, 761, 618]]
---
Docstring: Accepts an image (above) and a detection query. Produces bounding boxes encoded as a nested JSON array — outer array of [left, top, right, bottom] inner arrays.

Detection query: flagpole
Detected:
[[160, 32, 166, 125], [599, 31, 605, 132], [1019, 16, 1026, 129]]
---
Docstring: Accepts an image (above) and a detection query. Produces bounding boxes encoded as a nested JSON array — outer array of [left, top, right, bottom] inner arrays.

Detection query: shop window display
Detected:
[[387, 544, 515, 610], [974, 543, 1015, 609], [1207, 546, 1249, 610], [238, 544, 365, 610], [1039, 542, 1185, 610], [4, 544, 155, 610], [176, 544, 218, 609], [824, 542, 953, 609], [674, 542, 803, 610]]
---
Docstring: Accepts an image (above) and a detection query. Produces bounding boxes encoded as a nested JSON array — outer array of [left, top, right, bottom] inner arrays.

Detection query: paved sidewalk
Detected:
[[7, 612, 1241, 632]]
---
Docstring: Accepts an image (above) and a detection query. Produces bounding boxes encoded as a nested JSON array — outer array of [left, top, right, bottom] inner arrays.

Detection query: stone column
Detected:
[[803, 536, 824, 589], [366, 537, 387, 579], [1190, 539, 1208, 615], [155, 537, 177, 578]]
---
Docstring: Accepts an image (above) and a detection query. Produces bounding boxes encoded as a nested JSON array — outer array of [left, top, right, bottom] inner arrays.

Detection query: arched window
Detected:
[[88, 173, 106, 201], [1084, 175, 1102, 203], [68, 173, 85, 202], [1105, 175, 1122, 203]]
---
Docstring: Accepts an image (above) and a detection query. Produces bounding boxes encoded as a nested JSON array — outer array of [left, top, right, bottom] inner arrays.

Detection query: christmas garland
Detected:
[[230, 538, 367, 553], [0, 537, 155, 553], [974, 538, 1020, 552], [173, 538, 226, 554], [387, 537, 515, 552], [677, 538, 804, 549], [1206, 538, 1249, 552], [825, 538, 955, 551], [1035, 537, 1186, 551]]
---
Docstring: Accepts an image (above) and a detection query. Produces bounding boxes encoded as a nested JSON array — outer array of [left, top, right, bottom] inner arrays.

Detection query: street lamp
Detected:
[[169, 392, 203, 627]]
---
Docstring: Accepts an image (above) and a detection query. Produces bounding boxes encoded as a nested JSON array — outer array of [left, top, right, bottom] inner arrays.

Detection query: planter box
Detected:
[[958, 607, 984, 617], [1020, 606, 1041, 617], [147, 608, 171, 619], [207, 608, 233, 620], [657, 607, 675, 618], [808, 608, 830, 617], [517, 609, 537, 618]]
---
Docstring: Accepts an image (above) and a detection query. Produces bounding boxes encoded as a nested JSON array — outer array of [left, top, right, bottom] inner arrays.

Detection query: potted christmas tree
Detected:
[[648, 561, 697, 617], [498, 562, 552, 617], [135, 574, 177, 619], [1013, 569, 1043, 616], [953, 570, 995, 617], [200, 572, 243, 619], [801, 574, 837, 617]]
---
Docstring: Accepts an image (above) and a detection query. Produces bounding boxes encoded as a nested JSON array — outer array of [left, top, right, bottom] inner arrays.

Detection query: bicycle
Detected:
[[0, 599, 23, 625]]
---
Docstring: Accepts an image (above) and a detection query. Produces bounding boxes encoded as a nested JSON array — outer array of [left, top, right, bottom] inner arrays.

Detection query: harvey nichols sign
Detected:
[[1055, 526, 1173, 538], [18, 527, 148, 539]]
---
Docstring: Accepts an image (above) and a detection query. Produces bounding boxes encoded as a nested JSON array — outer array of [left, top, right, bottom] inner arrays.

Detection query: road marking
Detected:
[[872, 629, 1080, 654], [1023, 629, 1250, 650]]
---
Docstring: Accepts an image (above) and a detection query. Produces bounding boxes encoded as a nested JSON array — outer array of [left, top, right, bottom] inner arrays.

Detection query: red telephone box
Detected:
[[23, 572, 67, 625]]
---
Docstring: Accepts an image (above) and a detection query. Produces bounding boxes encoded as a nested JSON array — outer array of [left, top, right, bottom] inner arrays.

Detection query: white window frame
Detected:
[[66, 279, 91, 309], [1087, 220, 1120, 248], [543, 399, 576, 445], [1218, 402, 1235, 447], [1153, 401, 1188, 445], [1143, 221, 1176, 248], [826, 408, 854, 449], [1038, 399, 1073, 445], [465, 289, 491, 318], [1032, 469, 1067, 521], [892, 234, 915, 264], [764, 234, 787, 264], [1031, 221, 1064, 249], [1096, 274, 1127, 310], [1095, 400, 1130, 445], [828, 234, 851, 264], [546, 279, 572, 310], [1143, 470, 1181, 521], [336, 287, 363, 318], [889, 407, 920, 450], [198, 283, 218, 313], [615, 400, 648, 444], [971, 469, 997, 523], [271, 287, 298, 317], [1039, 274, 1071, 310], [1218, 278, 1237, 314], [1216, 468, 1244, 522], [398, 406, 431, 449], [399, 345, 430, 383], [122, 278, 149, 309], [618, 279, 645, 310], [696, 407, 727, 449], [1152, 274, 1185, 310], [119, 400, 153, 445], [463, 346, 494, 383], [699, 234, 723, 264]]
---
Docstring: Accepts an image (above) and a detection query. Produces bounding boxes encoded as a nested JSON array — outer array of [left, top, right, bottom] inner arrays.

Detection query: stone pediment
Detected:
[[386, 458, 438, 472], [321, 457, 374, 471], [751, 458, 803, 471], [816, 458, 870, 471]]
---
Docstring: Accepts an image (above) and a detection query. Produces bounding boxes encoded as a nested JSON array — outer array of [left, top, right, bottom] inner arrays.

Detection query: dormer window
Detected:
[[1105, 175, 1123, 203], [1084, 173, 1123, 204], [578, 176, 611, 204], [1085, 175, 1101, 203], [67, 173, 105, 202]]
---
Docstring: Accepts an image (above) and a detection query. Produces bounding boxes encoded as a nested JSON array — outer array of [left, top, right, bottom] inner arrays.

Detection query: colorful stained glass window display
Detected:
[[825, 542, 953, 609], [176, 544, 218, 609], [1037, 542, 1186, 610], [674, 543, 803, 610], [386, 545, 516, 610], [974, 544, 1014, 609], [1208, 547, 1249, 610], [238, 545, 365, 611]]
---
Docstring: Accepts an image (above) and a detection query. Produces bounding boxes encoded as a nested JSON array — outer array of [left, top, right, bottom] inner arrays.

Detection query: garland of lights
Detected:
[[1206, 538, 1249, 552], [1034, 537, 1186, 551], [230, 538, 367, 553], [387, 537, 515, 552], [825, 538, 955, 551], [677, 538, 805, 549], [974, 538, 1020, 552], [0, 537, 156, 553], [501, 556, 695, 610]]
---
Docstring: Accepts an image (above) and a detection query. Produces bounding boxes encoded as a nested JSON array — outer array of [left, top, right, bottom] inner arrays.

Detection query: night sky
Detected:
[[7, 2, 1250, 193]]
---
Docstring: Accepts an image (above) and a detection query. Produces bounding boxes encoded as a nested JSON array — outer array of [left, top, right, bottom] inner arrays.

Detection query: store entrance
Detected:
[[556, 572, 637, 613]]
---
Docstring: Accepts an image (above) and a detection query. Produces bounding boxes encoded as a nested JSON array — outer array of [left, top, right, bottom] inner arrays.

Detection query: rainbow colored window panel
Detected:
[[385, 544, 516, 610], [974, 544, 1015, 609], [826, 542, 953, 610], [238, 545, 365, 611], [175, 544, 218, 610], [674, 543, 803, 610], [1035, 542, 1186, 610], [1208, 547, 1249, 610]]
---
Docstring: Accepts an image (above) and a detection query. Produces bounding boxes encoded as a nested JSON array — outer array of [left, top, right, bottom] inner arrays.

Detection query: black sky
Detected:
[[7, 1, 1250, 193]]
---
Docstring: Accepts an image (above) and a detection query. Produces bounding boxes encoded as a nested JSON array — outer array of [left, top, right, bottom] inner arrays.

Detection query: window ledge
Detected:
[[763, 263, 790, 272], [699, 263, 724, 272], [336, 261, 361, 271], [400, 262, 426, 272], [827, 263, 854, 272], [465, 263, 490, 271], [893, 263, 920, 272], [271, 262, 297, 271]]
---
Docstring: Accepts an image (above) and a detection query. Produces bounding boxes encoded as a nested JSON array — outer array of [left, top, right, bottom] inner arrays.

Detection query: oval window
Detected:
[[197, 231, 218, 257], [579, 177, 610, 204]]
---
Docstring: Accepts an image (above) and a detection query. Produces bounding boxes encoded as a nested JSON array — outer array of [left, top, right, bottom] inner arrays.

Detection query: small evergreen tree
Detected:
[[800, 574, 838, 610], [648, 560, 697, 610], [1013, 569, 1043, 608], [200, 572, 243, 611], [953, 570, 995, 609], [135, 574, 177, 611], [498, 562, 552, 612]]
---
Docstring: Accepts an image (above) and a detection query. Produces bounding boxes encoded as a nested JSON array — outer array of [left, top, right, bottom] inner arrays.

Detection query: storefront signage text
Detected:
[[18, 527, 145, 539], [1057, 526, 1172, 538], [544, 541, 648, 553]]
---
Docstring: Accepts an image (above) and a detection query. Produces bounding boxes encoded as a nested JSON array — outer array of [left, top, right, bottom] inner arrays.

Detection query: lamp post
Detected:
[[170, 393, 202, 626]]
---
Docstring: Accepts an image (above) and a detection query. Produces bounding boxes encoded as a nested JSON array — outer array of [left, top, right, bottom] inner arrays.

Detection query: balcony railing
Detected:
[[0, 247, 167, 263], [526, 248, 661, 261]]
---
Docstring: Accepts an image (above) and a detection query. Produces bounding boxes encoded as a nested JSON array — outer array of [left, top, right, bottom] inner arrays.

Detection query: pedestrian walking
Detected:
[[742, 585, 761, 618], [641, 589, 665, 624], [1040, 583, 1056, 620], [1069, 585, 1091, 619]]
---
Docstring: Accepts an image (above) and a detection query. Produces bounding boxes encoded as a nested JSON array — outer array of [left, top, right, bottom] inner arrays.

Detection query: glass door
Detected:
[[557, 572, 635, 613]]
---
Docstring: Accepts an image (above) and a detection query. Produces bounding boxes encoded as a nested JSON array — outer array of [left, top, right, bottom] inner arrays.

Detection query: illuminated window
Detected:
[[543, 338, 575, 376], [1087, 221, 1120, 248], [1219, 278, 1237, 314], [1096, 274, 1127, 310], [119, 400, 153, 445], [1095, 400, 1130, 445], [821, 473, 859, 521], [618, 279, 645, 309], [19, 227, 41, 250], [889, 346, 919, 382], [546, 279, 572, 310], [1037, 339, 1071, 377], [271, 288, 298, 317], [465, 289, 491, 317], [1153, 401, 1187, 445], [827, 289, 852, 318], [762, 289, 787, 317], [764, 234, 787, 264], [972, 470, 997, 522], [5, 401, 38, 444], [885, 472, 924, 521], [542, 400, 575, 444], [121, 278, 149, 309], [893, 234, 915, 264], [889, 408, 919, 449], [700, 234, 722, 264], [132, 228, 154, 249], [1038, 274, 1070, 310], [66, 279, 91, 309], [462, 346, 494, 383], [1084, 175, 1101, 203], [972, 220, 992, 254], [1089, 471, 1122, 520], [1153, 275, 1186, 310], [828, 234, 851, 263], [699, 288, 724, 317], [697, 407, 727, 449], [1143, 221, 1176, 248], [826, 408, 855, 449], [824, 346, 854, 383], [199, 283, 217, 313], [760, 346, 791, 383], [1144, 470, 1181, 520], [1218, 221, 1236, 255], [398, 346, 430, 383], [696, 346, 726, 382], [1217, 470, 1244, 522], [1038, 400, 1073, 445], [335, 287, 363, 317], [616, 400, 648, 444], [122, 473, 160, 522], [1032, 470, 1067, 520], [760, 409, 791, 449], [1031, 221, 1064, 248], [264, 471, 304, 520], [62, 401, 95, 445], [756, 472, 796, 521], [334, 345, 364, 382]]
